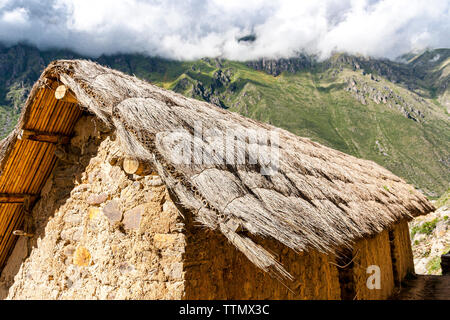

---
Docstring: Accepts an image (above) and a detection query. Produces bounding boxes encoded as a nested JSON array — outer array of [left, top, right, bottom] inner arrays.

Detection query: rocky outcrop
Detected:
[[246, 56, 314, 76], [345, 76, 425, 122], [410, 204, 450, 275], [179, 67, 235, 108]]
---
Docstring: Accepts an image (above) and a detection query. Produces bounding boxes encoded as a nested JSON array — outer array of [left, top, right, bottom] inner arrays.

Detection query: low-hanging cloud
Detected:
[[0, 0, 448, 61]]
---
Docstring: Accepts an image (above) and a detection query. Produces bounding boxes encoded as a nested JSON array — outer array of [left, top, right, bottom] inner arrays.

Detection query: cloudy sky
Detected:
[[0, 0, 448, 60]]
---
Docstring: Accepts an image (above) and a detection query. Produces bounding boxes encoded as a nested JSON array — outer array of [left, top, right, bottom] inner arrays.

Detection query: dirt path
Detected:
[[392, 275, 450, 300]]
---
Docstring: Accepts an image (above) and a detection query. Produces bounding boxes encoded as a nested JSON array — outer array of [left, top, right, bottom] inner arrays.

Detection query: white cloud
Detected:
[[0, 0, 448, 60], [1, 7, 28, 24]]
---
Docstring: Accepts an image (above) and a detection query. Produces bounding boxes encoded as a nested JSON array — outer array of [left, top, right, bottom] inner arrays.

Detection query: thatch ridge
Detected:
[[0, 59, 435, 278]]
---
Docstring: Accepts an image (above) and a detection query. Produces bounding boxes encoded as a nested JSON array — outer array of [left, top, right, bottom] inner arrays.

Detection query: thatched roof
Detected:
[[0, 60, 434, 277]]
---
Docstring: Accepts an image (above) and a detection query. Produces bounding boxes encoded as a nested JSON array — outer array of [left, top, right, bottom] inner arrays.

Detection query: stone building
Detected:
[[0, 60, 434, 299]]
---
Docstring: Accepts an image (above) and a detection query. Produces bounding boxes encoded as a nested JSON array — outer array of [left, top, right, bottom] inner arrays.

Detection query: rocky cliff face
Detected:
[[344, 76, 426, 122], [187, 67, 234, 108], [246, 55, 315, 76]]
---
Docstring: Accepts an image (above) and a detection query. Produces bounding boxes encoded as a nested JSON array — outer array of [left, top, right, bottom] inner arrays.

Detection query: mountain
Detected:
[[0, 43, 448, 197]]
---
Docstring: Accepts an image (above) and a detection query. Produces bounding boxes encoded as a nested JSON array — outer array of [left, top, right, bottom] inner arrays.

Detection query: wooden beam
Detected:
[[12, 230, 34, 238], [55, 85, 78, 104], [18, 129, 71, 144], [123, 158, 156, 176], [0, 194, 37, 204]]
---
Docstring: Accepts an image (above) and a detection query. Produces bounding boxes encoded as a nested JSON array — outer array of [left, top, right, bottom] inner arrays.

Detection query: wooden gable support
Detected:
[[0, 194, 38, 204], [55, 85, 78, 104], [18, 129, 71, 144]]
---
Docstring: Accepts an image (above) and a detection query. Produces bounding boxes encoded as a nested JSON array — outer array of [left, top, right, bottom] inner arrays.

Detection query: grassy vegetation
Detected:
[[0, 106, 19, 139], [411, 218, 439, 239], [426, 256, 441, 274], [435, 189, 450, 208]]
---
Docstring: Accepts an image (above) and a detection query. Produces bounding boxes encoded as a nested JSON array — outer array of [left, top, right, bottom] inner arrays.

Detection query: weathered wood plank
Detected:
[[18, 129, 71, 144]]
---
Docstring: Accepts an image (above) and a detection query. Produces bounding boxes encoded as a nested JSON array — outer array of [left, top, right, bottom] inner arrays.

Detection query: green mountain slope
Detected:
[[0, 44, 448, 197], [435, 188, 450, 208]]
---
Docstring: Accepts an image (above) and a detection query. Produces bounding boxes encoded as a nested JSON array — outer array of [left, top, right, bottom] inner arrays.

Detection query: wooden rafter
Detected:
[[18, 129, 71, 144], [0, 194, 38, 204]]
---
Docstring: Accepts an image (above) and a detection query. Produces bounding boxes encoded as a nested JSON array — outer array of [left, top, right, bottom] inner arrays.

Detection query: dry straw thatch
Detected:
[[0, 60, 434, 278]]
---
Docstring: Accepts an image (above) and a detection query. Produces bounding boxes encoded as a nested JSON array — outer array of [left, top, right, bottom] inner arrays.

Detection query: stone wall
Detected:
[[0, 115, 186, 299]]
